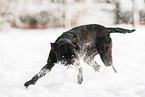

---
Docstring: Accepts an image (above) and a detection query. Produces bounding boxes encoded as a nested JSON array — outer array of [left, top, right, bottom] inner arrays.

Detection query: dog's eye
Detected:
[[71, 55, 74, 58]]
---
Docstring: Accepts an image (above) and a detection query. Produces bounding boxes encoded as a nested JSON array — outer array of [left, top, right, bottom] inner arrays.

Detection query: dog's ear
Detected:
[[50, 43, 56, 48], [69, 43, 79, 50]]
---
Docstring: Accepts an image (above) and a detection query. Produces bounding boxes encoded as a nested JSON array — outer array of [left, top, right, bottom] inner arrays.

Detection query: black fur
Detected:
[[24, 24, 135, 88]]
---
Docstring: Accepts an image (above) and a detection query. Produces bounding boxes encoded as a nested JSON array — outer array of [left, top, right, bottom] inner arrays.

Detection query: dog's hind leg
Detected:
[[96, 36, 117, 73], [83, 47, 101, 72], [83, 55, 100, 72], [92, 59, 101, 72]]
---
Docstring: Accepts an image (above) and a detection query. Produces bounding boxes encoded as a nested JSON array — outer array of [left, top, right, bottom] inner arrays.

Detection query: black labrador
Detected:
[[24, 24, 135, 88]]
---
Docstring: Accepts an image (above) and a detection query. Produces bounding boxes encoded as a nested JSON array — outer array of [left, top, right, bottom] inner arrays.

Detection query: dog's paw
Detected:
[[24, 81, 31, 88], [77, 75, 83, 84], [93, 64, 101, 72], [77, 67, 83, 84], [24, 80, 36, 88]]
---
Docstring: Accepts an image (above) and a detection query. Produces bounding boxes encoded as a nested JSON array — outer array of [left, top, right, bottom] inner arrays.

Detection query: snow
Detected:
[[0, 25, 145, 97]]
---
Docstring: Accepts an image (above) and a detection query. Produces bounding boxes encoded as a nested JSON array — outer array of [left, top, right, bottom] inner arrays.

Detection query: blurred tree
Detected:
[[0, 0, 144, 30], [114, 0, 120, 24], [0, 0, 14, 31], [132, 0, 140, 27]]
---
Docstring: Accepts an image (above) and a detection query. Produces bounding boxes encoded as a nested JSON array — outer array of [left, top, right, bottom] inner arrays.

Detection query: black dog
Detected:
[[24, 24, 135, 88]]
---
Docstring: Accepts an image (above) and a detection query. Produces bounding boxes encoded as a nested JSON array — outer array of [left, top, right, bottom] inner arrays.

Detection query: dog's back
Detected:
[[56, 24, 109, 49]]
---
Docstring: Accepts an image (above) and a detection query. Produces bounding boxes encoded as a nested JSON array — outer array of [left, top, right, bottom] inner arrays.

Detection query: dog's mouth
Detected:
[[60, 59, 67, 64], [60, 58, 75, 66]]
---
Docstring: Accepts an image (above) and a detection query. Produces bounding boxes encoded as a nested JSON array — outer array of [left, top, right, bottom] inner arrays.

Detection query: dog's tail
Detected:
[[107, 27, 135, 34]]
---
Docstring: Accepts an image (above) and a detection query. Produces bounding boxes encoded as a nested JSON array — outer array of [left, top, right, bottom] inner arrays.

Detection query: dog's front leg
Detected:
[[75, 59, 83, 84], [24, 64, 53, 88], [77, 66, 83, 84], [24, 49, 57, 88]]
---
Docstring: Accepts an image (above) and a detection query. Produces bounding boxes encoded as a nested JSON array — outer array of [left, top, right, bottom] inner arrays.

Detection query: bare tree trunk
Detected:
[[132, 0, 140, 27], [0, 0, 12, 32], [64, 0, 71, 28], [114, 0, 121, 24]]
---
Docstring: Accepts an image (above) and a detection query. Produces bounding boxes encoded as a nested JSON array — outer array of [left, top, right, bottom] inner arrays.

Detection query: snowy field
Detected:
[[0, 25, 145, 97]]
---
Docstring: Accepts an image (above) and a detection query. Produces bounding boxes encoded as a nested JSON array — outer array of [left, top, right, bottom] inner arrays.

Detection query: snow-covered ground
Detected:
[[0, 25, 145, 97]]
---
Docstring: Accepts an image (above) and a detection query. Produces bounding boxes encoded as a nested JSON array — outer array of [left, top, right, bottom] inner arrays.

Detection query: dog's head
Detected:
[[50, 42, 77, 65]]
